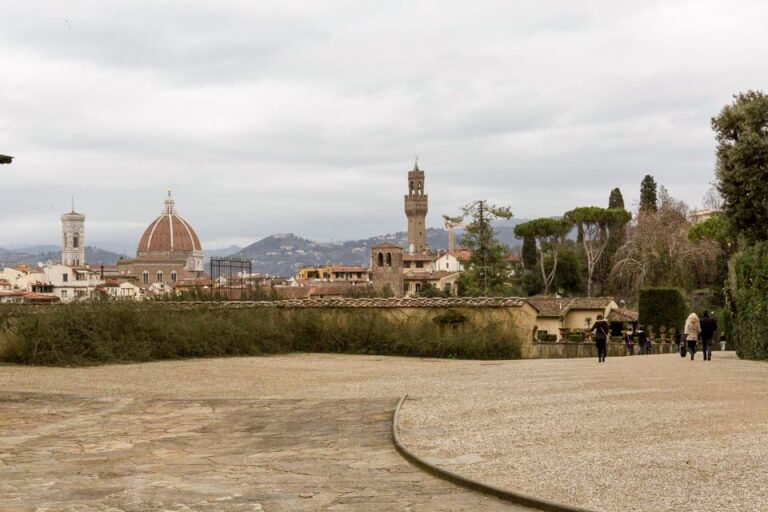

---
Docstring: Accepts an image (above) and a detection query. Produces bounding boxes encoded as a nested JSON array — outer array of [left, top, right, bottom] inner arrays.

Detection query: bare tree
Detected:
[[610, 194, 720, 301]]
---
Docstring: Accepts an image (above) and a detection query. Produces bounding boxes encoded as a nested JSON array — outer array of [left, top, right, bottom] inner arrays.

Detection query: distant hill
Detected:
[[2, 221, 527, 276], [226, 224, 525, 277], [0, 246, 122, 268]]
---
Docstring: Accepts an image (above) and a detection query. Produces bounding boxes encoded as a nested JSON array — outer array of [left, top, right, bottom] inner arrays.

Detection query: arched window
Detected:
[[386, 252, 392, 266], [73, 234, 79, 249], [157, 271, 163, 283], [142, 271, 149, 285], [377, 252, 384, 267], [409, 181, 414, 195], [171, 271, 177, 283]]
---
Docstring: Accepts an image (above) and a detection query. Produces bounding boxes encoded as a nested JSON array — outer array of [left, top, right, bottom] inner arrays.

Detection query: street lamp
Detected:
[[0, 154, 13, 164]]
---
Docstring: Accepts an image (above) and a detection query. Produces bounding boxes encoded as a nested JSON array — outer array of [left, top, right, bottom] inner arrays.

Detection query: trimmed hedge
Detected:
[[0, 303, 525, 366], [728, 242, 768, 360], [638, 288, 688, 333]]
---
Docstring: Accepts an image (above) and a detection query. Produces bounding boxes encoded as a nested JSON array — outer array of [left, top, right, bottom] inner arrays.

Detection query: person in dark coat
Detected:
[[699, 311, 718, 361], [635, 326, 648, 355], [591, 314, 610, 363]]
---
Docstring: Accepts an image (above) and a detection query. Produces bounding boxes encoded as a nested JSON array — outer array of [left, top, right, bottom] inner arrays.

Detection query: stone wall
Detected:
[[528, 341, 679, 359]]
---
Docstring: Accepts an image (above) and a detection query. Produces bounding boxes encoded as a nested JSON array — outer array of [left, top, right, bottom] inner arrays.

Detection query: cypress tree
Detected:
[[640, 175, 658, 213]]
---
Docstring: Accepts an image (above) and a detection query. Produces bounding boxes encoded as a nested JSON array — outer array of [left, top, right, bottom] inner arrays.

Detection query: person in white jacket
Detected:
[[684, 313, 701, 361]]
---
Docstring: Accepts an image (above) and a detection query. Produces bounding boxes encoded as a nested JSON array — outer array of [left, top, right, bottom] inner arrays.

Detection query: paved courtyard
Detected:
[[0, 352, 766, 511]]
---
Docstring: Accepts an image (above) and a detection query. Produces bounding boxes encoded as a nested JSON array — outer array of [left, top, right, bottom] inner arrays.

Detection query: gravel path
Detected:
[[398, 352, 768, 512], [1, 352, 765, 511]]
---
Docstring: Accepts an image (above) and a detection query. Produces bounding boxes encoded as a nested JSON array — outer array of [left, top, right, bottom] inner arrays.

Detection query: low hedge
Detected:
[[0, 303, 525, 366]]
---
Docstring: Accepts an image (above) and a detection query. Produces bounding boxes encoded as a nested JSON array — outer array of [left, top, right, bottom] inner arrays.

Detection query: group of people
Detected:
[[589, 310, 721, 363], [682, 311, 719, 361]]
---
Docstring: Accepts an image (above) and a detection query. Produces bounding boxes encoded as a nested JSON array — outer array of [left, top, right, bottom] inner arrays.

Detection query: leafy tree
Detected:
[[712, 90, 768, 242], [417, 282, 450, 298], [565, 206, 631, 297], [640, 175, 658, 213], [688, 214, 734, 250], [453, 200, 514, 296], [521, 234, 538, 270], [514, 218, 572, 295]]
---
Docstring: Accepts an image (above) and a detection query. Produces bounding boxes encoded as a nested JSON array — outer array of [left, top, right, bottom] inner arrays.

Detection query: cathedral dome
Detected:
[[137, 191, 202, 256]]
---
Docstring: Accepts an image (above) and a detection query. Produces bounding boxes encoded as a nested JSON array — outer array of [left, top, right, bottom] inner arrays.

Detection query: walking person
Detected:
[[635, 326, 647, 355], [699, 311, 718, 361], [624, 329, 635, 356], [684, 313, 701, 361], [592, 314, 610, 363]]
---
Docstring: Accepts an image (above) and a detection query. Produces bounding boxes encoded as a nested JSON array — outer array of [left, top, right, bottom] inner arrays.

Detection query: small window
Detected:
[[171, 271, 177, 283], [377, 253, 384, 267], [73, 234, 79, 249], [416, 261, 424, 268], [61, 289, 68, 298], [62, 273, 68, 283], [157, 271, 163, 283], [142, 271, 149, 285], [386, 253, 392, 266]]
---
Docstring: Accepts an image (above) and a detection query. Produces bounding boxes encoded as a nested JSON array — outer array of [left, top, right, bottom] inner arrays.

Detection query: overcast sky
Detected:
[[1, 1, 766, 251]]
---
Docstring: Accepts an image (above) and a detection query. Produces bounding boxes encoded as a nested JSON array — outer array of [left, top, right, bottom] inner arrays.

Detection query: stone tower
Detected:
[[404, 160, 428, 253], [371, 243, 404, 297], [61, 205, 86, 266]]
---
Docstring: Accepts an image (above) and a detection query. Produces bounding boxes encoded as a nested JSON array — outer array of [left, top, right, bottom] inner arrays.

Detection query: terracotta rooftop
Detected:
[[608, 307, 639, 322], [526, 297, 570, 317], [134, 297, 529, 308], [328, 266, 368, 273], [527, 296, 617, 318], [403, 253, 437, 262], [567, 297, 615, 310]]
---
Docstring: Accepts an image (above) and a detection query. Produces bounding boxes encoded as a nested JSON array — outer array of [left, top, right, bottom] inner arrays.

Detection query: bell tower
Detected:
[[404, 160, 428, 253], [61, 201, 86, 266]]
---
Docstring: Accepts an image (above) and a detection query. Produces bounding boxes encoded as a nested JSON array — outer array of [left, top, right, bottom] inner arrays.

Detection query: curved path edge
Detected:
[[392, 395, 597, 512]]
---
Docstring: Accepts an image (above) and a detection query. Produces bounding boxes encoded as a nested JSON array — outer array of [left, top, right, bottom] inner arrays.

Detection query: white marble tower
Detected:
[[61, 204, 85, 266]]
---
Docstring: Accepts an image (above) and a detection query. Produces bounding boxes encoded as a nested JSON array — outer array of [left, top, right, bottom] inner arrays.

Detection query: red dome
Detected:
[[137, 192, 202, 255]]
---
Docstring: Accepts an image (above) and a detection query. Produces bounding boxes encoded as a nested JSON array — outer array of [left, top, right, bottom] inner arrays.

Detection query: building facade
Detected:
[[370, 243, 404, 297]]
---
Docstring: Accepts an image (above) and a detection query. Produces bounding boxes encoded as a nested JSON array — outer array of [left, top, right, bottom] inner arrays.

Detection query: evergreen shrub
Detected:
[[728, 242, 768, 360], [638, 288, 688, 333]]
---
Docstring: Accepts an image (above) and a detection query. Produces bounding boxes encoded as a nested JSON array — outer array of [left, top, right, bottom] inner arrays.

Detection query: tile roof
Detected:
[[526, 297, 570, 317], [527, 296, 616, 318], [608, 307, 639, 322], [143, 297, 529, 308], [403, 253, 437, 262]]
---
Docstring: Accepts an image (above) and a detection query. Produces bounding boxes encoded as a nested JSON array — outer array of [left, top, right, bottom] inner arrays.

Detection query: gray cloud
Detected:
[[1, 0, 766, 249]]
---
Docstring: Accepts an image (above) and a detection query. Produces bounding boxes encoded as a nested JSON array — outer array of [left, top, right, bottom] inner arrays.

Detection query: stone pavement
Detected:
[[0, 392, 524, 511]]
